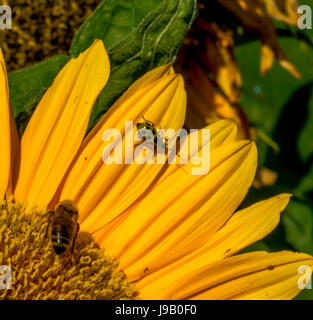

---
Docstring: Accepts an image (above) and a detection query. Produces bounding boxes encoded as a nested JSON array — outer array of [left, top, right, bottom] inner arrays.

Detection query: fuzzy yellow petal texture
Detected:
[[13, 40, 110, 209], [60, 65, 187, 232], [98, 138, 257, 281], [0, 48, 19, 198], [138, 251, 313, 300], [136, 193, 292, 293]]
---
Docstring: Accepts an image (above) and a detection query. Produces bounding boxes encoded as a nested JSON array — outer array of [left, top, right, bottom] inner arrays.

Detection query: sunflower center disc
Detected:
[[0, 198, 137, 300]]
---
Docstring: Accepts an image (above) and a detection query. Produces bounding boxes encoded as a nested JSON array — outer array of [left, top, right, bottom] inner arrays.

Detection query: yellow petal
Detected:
[[187, 119, 239, 158], [261, 41, 302, 79], [6, 108, 20, 197], [91, 119, 239, 243], [80, 64, 176, 151], [0, 48, 19, 198], [209, 119, 239, 147], [101, 140, 257, 279], [101, 64, 175, 116], [0, 48, 11, 198], [132, 193, 291, 283], [260, 43, 275, 76], [264, 0, 299, 25], [198, 193, 291, 259], [60, 65, 187, 230], [138, 251, 313, 300], [14, 40, 110, 209], [157, 119, 239, 183], [188, 119, 239, 158]]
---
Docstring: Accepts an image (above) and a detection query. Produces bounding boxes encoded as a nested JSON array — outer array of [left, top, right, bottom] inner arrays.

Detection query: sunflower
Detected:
[[0, 40, 312, 300]]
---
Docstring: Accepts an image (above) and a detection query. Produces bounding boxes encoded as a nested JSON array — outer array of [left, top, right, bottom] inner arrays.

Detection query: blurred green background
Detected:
[[236, 1, 313, 299]]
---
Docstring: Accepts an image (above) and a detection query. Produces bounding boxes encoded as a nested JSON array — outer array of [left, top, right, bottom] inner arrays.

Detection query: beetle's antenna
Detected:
[[142, 114, 154, 126]]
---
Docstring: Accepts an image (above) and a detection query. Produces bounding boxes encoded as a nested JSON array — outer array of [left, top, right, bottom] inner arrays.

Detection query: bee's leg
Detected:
[[165, 143, 189, 175], [44, 211, 54, 239], [70, 238, 76, 265], [173, 152, 189, 175], [134, 140, 149, 153], [134, 141, 142, 148], [70, 243, 75, 265], [164, 135, 189, 173], [70, 223, 80, 265]]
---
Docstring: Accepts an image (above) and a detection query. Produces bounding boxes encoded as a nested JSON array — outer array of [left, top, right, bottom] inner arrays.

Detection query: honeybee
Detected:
[[45, 200, 79, 264]]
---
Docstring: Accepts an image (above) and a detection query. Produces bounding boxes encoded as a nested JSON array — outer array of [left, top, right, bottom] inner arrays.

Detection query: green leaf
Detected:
[[70, 0, 161, 56], [239, 241, 271, 254], [88, 0, 197, 130], [296, 163, 313, 197], [295, 288, 313, 301], [282, 199, 313, 255], [9, 0, 196, 135], [297, 87, 313, 163], [8, 55, 70, 136]]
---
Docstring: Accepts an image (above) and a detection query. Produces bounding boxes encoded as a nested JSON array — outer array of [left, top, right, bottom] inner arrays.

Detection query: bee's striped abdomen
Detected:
[[46, 200, 79, 262], [51, 224, 71, 255]]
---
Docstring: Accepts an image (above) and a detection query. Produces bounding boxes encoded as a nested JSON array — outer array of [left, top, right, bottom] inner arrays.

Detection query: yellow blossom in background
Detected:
[[217, 0, 301, 78], [0, 40, 312, 299], [196, 20, 242, 105], [175, 13, 250, 139], [175, 57, 250, 139], [176, 0, 301, 135], [175, 0, 301, 188]]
